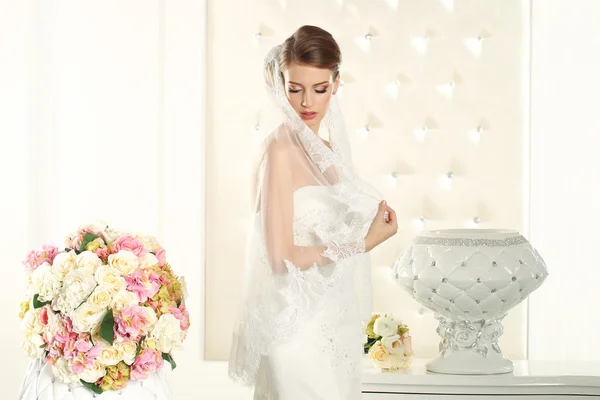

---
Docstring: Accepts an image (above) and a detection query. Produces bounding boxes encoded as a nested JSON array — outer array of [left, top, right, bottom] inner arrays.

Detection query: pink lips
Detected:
[[301, 111, 317, 121]]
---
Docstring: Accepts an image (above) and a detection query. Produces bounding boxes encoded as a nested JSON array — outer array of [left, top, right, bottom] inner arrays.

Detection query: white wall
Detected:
[[529, 0, 600, 360], [0, 1, 206, 396]]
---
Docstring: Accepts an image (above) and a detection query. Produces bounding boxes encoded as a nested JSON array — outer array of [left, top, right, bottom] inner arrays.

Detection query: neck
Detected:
[[308, 123, 320, 135]]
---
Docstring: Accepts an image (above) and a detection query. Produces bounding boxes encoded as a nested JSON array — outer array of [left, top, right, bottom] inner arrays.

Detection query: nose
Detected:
[[301, 92, 314, 108]]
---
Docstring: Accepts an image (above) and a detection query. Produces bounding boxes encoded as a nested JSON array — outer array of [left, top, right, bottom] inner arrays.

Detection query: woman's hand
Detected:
[[365, 200, 398, 252]]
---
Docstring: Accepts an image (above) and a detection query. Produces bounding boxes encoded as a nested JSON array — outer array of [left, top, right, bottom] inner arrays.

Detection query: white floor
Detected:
[[170, 361, 253, 399]]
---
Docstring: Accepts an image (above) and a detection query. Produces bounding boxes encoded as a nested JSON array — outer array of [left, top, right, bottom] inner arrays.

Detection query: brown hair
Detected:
[[265, 25, 342, 88]]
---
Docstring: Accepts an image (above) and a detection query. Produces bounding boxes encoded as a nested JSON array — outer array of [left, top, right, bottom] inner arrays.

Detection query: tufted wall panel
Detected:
[[205, 0, 529, 360]]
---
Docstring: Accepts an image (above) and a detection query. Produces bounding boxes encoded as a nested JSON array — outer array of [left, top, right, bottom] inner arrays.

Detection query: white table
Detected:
[[362, 358, 600, 399]]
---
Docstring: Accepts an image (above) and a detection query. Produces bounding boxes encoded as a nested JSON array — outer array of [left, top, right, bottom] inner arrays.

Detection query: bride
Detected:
[[228, 25, 398, 399]]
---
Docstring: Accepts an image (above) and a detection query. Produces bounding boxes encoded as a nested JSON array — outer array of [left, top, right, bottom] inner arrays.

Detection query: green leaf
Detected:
[[79, 232, 100, 252], [162, 353, 177, 370], [32, 294, 51, 309], [99, 309, 115, 345], [80, 380, 103, 394]]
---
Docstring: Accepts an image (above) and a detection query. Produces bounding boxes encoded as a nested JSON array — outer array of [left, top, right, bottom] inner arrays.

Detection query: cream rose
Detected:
[[76, 251, 102, 272], [71, 302, 106, 333], [51, 251, 78, 280], [140, 252, 159, 269], [88, 286, 113, 309], [114, 340, 138, 365], [21, 332, 45, 359], [98, 345, 123, 366], [110, 289, 139, 313], [94, 266, 126, 293], [373, 315, 397, 337], [55, 268, 97, 314], [22, 309, 44, 335], [31, 262, 62, 302], [52, 358, 80, 385], [134, 233, 160, 252], [44, 309, 61, 343], [148, 314, 183, 353], [78, 359, 107, 383], [108, 250, 140, 275], [368, 341, 393, 369]]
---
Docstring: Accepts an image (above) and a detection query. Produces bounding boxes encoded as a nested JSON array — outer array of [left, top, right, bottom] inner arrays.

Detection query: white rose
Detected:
[[115, 340, 138, 365], [148, 314, 183, 353], [108, 250, 140, 275], [374, 316, 397, 337], [140, 252, 159, 269], [134, 233, 160, 252], [102, 227, 124, 246], [98, 345, 123, 366], [21, 332, 45, 359], [78, 359, 106, 383], [110, 289, 139, 313], [31, 263, 62, 302], [381, 334, 404, 355], [88, 286, 113, 309], [76, 251, 102, 272], [51, 251, 78, 280], [55, 268, 97, 314], [71, 302, 106, 333], [52, 358, 80, 385], [22, 309, 44, 335], [94, 266, 126, 294]]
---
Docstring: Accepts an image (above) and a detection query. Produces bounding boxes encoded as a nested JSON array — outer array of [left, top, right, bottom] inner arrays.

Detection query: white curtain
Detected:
[[0, 1, 206, 397]]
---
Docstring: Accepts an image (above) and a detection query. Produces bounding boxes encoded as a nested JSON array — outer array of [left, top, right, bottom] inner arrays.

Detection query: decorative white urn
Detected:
[[393, 229, 548, 375], [20, 359, 172, 400]]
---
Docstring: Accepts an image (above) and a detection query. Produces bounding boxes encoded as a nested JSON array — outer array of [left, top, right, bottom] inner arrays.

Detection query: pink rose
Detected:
[[115, 305, 156, 342], [401, 335, 414, 357], [40, 306, 49, 326], [170, 305, 190, 333], [23, 244, 59, 274], [125, 270, 160, 302], [130, 349, 163, 380], [111, 236, 146, 257], [154, 248, 166, 267], [96, 247, 110, 261]]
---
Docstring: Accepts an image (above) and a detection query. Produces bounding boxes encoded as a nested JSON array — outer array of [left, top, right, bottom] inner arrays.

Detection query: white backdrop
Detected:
[[0, 1, 206, 397]]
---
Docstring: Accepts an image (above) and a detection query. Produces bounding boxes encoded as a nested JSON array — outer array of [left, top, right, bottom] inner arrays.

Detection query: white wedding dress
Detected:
[[250, 185, 378, 400], [19, 359, 172, 400]]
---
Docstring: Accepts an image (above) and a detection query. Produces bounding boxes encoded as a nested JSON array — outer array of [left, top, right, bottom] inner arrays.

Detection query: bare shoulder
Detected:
[[262, 126, 296, 164]]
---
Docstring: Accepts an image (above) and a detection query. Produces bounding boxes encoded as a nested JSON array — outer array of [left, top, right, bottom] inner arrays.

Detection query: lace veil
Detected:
[[228, 44, 384, 386]]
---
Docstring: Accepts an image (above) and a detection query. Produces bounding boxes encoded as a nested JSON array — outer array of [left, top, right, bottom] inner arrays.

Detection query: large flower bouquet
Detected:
[[364, 313, 413, 370], [19, 223, 190, 394]]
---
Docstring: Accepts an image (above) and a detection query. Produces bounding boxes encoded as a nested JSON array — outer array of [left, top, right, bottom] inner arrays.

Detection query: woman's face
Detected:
[[282, 63, 340, 131]]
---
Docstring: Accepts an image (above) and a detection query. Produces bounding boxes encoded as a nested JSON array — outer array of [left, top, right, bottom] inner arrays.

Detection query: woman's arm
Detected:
[[261, 141, 366, 272]]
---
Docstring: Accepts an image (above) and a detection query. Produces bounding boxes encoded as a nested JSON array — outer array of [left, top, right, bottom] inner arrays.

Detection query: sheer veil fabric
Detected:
[[228, 44, 384, 394]]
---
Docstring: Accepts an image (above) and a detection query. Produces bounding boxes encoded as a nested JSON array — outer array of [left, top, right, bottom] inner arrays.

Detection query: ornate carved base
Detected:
[[427, 315, 514, 375]]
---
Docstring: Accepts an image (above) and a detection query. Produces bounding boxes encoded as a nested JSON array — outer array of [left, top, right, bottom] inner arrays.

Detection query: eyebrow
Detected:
[[288, 81, 330, 87]]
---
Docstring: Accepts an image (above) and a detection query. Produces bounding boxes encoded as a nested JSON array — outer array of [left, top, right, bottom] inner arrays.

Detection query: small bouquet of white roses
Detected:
[[364, 313, 413, 371]]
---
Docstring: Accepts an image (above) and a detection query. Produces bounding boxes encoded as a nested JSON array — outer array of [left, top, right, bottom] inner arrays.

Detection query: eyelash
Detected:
[[288, 88, 328, 94]]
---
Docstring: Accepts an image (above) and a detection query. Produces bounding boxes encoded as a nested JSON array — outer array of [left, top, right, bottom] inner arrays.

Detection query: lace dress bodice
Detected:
[[292, 185, 343, 247]]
